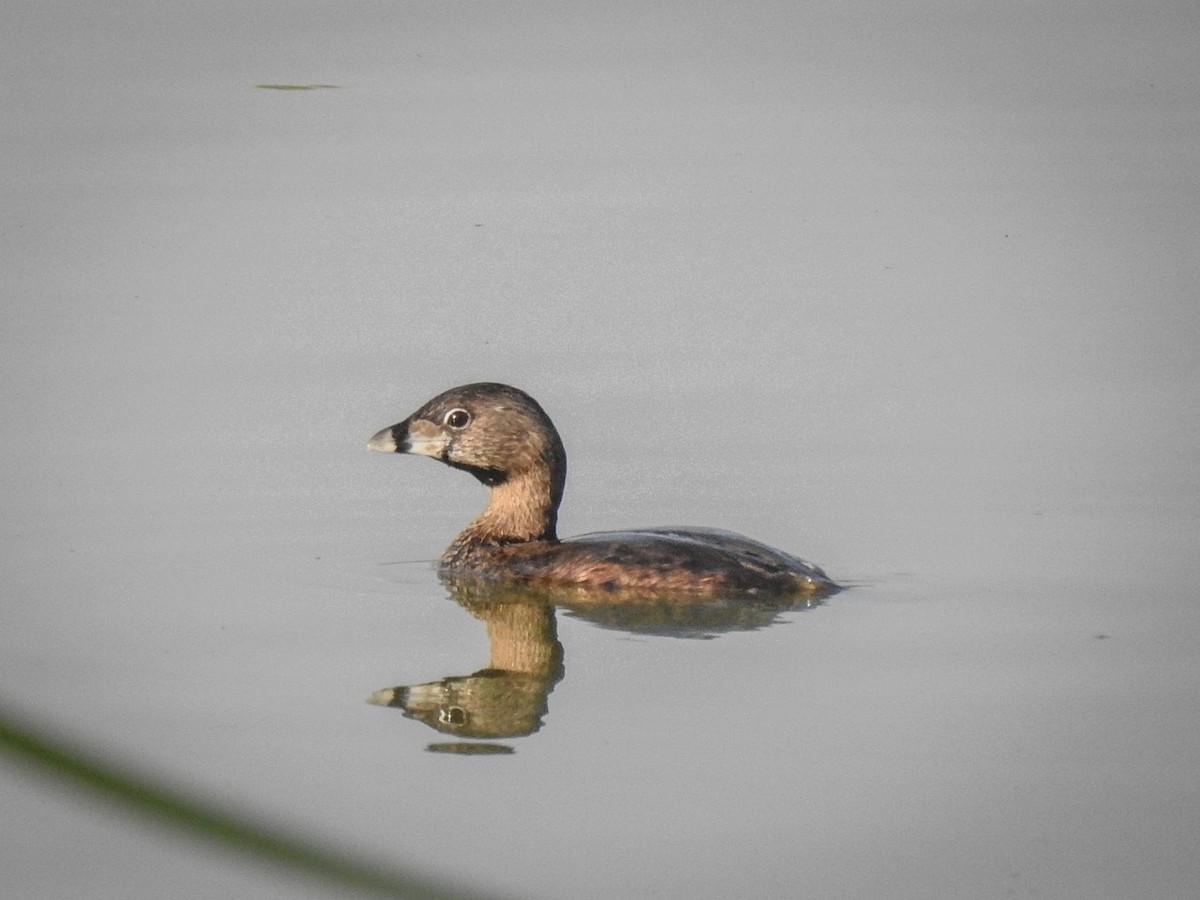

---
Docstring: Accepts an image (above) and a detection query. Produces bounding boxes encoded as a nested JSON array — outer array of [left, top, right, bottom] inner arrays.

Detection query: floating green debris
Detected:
[[255, 84, 341, 91]]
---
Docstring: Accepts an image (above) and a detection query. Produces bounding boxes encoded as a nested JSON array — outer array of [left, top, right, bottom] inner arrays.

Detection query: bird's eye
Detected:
[[443, 408, 471, 429]]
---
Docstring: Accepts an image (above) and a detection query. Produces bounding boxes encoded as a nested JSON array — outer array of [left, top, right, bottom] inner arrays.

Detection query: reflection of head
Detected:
[[369, 667, 554, 739]]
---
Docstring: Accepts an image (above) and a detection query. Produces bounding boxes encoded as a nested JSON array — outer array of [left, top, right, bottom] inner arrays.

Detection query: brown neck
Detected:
[[482, 602, 562, 677], [454, 468, 560, 547]]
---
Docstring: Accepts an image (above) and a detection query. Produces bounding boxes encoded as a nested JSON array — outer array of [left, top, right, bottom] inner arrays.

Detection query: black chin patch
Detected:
[[449, 460, 507, 487]]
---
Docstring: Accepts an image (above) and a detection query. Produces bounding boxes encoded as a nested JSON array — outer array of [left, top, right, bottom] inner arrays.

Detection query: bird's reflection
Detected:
[[369, 578, 564, 751], [370, 574, 834, 752]]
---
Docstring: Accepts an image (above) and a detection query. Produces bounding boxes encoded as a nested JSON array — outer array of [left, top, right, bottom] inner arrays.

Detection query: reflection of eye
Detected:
[[439, 706, 467, 726], [443, 408, 471, 429]]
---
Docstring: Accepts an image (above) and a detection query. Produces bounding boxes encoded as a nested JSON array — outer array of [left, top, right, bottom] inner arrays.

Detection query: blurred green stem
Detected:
[[0, 702, 501, 900]]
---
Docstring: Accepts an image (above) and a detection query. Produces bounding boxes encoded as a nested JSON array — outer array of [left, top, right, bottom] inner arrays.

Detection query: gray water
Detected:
[[3, 3, 1199, 899]]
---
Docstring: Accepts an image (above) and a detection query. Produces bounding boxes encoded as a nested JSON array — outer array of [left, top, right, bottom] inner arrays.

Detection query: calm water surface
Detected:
[[3, 3, 1199, 899]]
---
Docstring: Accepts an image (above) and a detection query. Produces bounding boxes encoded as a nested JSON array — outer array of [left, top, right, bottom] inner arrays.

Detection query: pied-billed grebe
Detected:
[[368, 383, 837, 597]]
